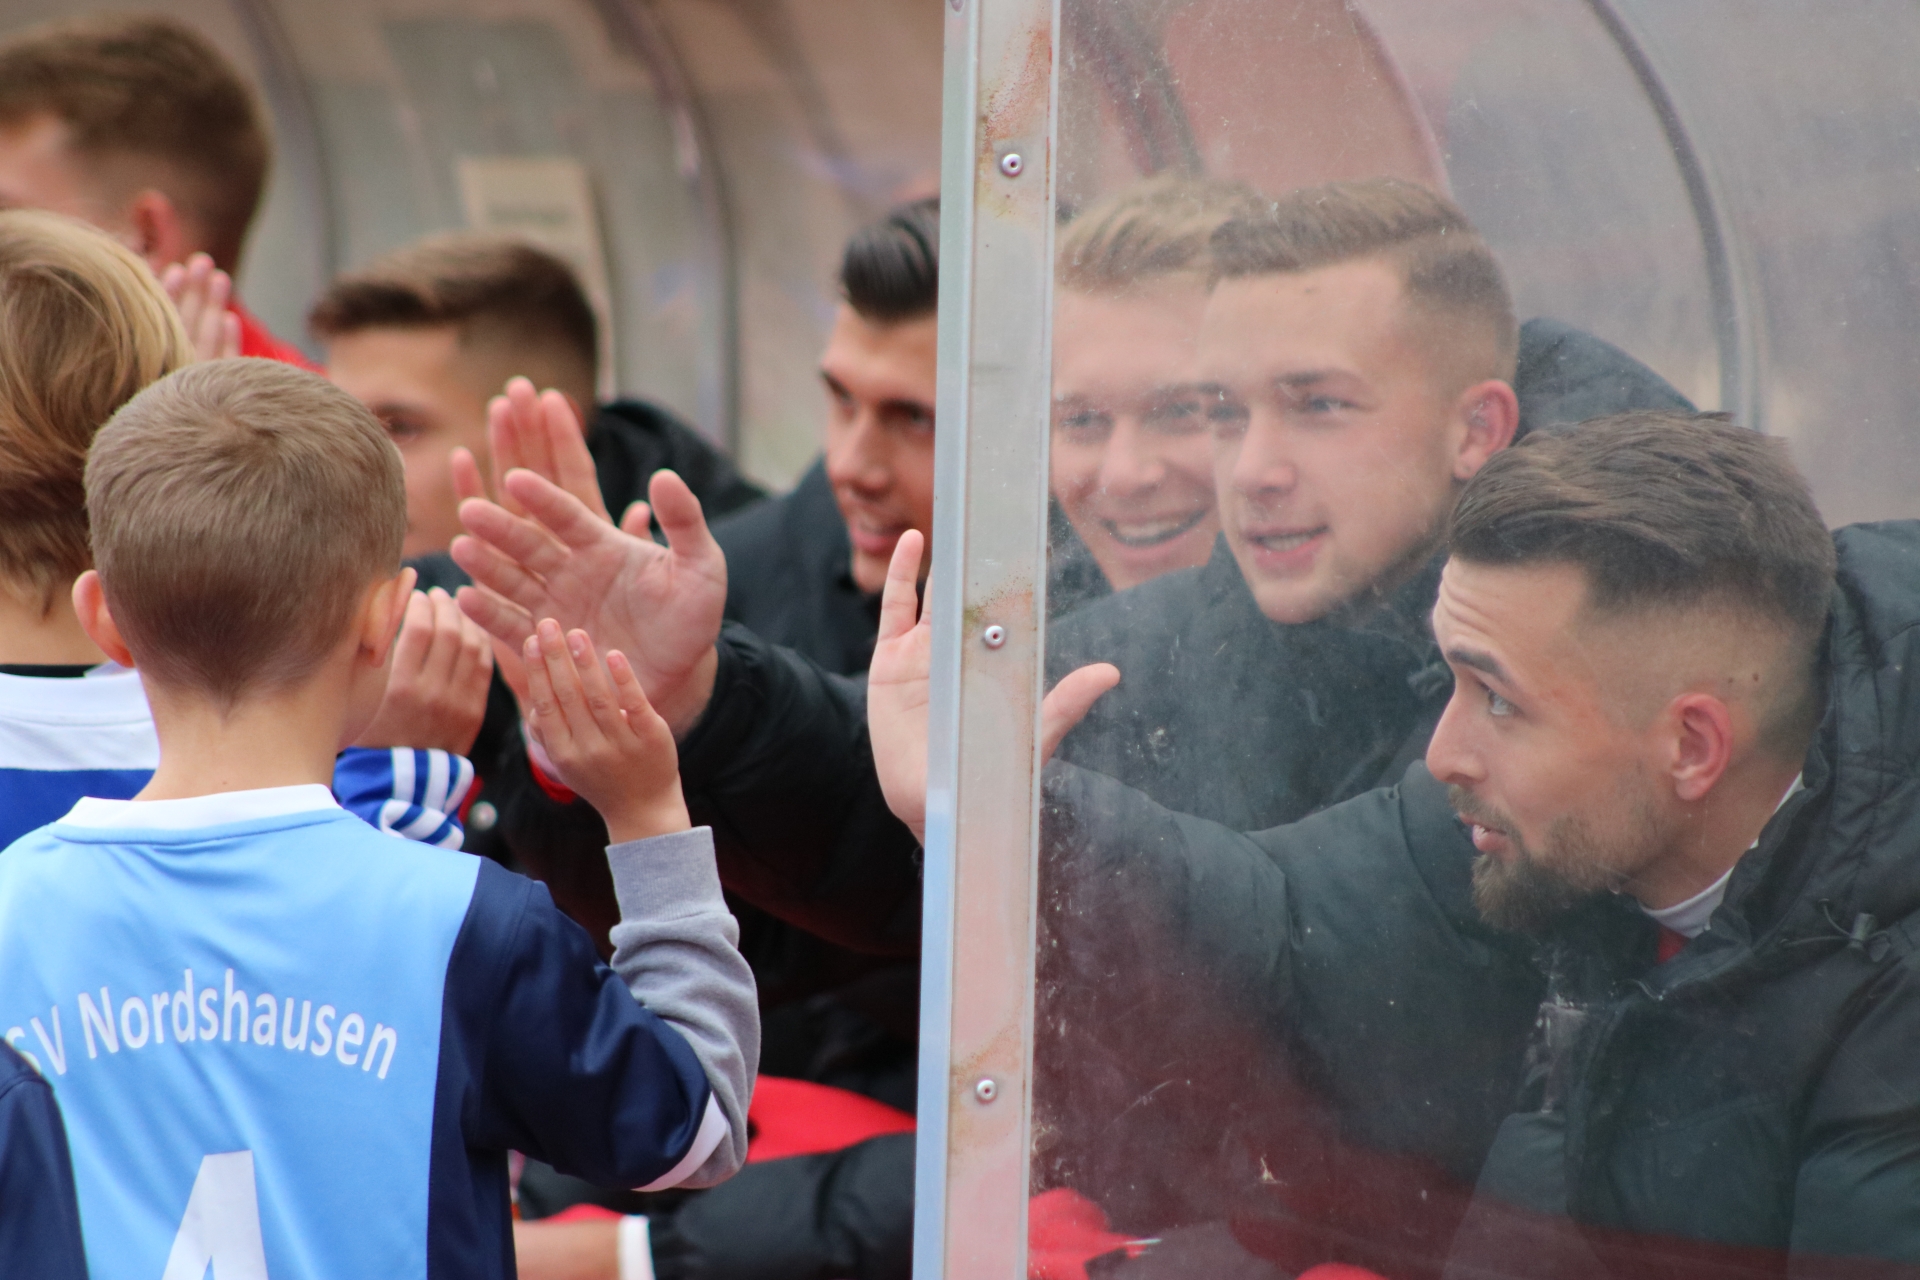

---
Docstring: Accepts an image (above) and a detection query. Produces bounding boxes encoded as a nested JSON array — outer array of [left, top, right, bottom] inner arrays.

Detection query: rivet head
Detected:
[[999, 152, 1023, 178], [974, 1077, 998, 1103], [982, 624, 1007, 648]]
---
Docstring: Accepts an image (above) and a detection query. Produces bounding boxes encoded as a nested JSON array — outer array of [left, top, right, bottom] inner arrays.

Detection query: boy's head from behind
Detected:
[[0, 208, 191, 612], [83, 359, 408, 720]]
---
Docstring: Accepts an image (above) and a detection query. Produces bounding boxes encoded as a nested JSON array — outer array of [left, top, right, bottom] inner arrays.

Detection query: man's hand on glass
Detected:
[[869, 530, 1118, 843]]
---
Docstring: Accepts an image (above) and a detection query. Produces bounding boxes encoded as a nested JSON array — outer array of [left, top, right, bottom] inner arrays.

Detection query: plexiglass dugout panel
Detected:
[[924, 0, 1920, 1275]]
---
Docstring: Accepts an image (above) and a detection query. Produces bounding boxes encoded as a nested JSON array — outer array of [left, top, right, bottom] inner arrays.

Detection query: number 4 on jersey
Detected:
[[161, 1150, 269, 1280]]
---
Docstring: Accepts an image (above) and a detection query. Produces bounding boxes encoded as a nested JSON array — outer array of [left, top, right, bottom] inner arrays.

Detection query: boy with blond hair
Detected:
[[0, 358, 755, 1277], [0, 209, 488, 852]]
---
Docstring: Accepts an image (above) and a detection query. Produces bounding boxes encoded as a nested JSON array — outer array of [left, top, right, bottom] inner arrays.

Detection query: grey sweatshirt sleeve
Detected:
[[606, 826, 759, 1187]]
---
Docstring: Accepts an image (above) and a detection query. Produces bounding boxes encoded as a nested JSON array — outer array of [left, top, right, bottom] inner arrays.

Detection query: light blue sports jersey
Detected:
[[0, 665, 474, 852], [0, 789, 481, 1280]]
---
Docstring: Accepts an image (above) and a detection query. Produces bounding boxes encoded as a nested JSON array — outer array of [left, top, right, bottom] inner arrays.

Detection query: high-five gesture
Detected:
[[451, 466, 727, 736], [868, 530, 1120, 843], [521, 618, 690, 844]]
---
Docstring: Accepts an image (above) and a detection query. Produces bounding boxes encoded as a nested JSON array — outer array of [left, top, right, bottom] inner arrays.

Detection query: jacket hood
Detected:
[[1694, 521, 1920, 975]]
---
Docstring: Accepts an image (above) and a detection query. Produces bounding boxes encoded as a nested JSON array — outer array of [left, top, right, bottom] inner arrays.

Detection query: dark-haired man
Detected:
[[874, 411, 1920, 1274], [711, 195, 939, 672], [0, 13, 304, 362], [489, 204, 941, 1280]]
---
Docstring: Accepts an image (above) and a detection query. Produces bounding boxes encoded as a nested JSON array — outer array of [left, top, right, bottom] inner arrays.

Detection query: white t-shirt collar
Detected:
[[1643, 774, 1805, 939], [62, 784, 340, 831]]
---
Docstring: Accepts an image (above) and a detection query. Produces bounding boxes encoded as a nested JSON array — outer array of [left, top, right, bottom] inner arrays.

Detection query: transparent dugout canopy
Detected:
[[0, 0, 944, 484], [919, 1, 1920, 1276]]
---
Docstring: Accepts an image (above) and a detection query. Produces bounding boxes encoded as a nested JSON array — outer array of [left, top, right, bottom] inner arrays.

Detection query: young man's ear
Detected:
[[358, 567, 420, 669], [1450, 380, 1521, 482], [124, 188, 194, 275], [71, 572, 136, 669]]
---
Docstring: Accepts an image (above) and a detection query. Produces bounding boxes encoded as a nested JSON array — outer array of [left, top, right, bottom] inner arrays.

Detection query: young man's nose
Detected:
[[827, 412, 893, 495], [1095, 419, 1165, 496], [1228, 416, 1299, 499]]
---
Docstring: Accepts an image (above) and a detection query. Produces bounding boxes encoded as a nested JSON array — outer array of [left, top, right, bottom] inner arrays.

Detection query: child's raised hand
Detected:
[[523, 618, 690, 844], [354, 587, 494, 754]]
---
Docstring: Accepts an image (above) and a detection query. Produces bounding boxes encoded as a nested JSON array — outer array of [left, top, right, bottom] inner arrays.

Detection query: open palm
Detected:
[[452, 467, 727, 735]]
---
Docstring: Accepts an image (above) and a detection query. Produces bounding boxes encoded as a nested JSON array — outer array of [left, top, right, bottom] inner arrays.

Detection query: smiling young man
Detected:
[[1047, 178, 1271, 605], [1046, 179, 1695, 833], [312, 233, 762, 562], [708, 197, 939, 673]]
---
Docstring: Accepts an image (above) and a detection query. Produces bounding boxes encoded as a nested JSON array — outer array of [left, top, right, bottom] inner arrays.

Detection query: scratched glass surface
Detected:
[[1029, 2, 1920, 1275]]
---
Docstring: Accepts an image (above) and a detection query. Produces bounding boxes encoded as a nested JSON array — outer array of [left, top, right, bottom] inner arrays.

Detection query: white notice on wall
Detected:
[[457, 156, 616, 399]]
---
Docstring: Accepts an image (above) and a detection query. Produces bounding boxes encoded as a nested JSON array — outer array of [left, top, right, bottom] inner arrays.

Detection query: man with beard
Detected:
[[939, 411, 1920, 1276]]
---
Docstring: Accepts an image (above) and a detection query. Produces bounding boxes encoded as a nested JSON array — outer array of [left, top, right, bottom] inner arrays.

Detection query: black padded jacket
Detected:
[[1041, 524, 1920, 1279]]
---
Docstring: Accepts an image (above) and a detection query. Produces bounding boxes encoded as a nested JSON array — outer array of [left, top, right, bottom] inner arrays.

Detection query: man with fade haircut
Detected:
[[708, 194, 942, 671], [0, 358, 755, 1279], [0, 13, 308, 364], [869, 412, 1920, 1275], [1046, 178, 1691, 837], [311, 232, 764, 562]]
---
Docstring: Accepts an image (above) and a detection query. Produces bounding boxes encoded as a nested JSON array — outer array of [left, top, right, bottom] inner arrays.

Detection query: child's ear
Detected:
[[71, 572, 136, 668], [358, 568, 418, 668]]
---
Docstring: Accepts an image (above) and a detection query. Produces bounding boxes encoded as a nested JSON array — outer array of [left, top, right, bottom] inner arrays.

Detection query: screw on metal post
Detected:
[[974, 1077, 998, 1103], [998, 152, 1023, 178], [982, 624, 1007, 648]]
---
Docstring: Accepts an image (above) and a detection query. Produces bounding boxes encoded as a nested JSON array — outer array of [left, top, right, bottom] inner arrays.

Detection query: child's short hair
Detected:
[[86, 359, 405, 705], [0, 209, 192, 610]]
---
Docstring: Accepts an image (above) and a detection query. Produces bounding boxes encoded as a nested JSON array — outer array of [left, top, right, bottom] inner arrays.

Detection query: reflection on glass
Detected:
[[1025, 2, 1916, 1275]]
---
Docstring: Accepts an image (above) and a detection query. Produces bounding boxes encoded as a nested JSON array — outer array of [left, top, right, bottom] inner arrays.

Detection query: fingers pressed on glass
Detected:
[[878, 529, 925, 641], [449, 447, 488, 505], [455, 497, 574, 577]]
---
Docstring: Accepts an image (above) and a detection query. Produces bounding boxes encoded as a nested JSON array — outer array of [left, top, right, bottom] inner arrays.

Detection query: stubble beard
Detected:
[[1452, 783, 1660, 937]]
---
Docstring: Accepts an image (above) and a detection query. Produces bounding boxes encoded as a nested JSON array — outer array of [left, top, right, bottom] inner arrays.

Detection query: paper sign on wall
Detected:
[[457, 156, 616, 400]]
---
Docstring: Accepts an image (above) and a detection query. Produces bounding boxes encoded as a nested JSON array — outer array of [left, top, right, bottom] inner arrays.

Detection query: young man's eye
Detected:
[[890, 406, 935, 434], [1054, 410, 1110, 438], [1207, 404, 1250, 438], [1486, 688, 1517, 718]]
